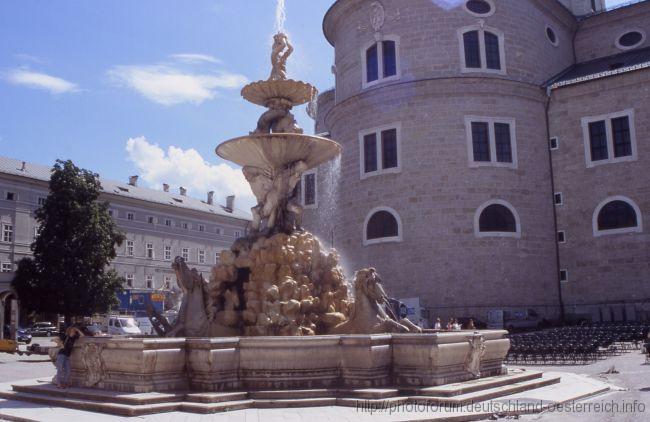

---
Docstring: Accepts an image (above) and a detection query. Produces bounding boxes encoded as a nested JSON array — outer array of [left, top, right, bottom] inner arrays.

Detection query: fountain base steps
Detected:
[[0, 369, 609, 417]]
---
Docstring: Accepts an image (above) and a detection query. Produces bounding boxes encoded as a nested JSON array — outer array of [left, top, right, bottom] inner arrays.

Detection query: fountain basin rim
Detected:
[[216, 133, 341, 172], [241, 79, 316, 107]]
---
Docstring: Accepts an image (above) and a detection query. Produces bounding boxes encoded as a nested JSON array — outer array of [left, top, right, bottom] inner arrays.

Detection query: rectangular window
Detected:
[[198, 250, 206, 264], [363, 133, 378, 173], [164, 275, 171, 290], [182, 248, 189, 261], [560, 269, 568, 283], [146, 243, 154, 259], [2, 224, 13, 242], [198, 224, 205, 232], [127, 212, 135, 221], [303, 172, 316, 207], [611, 116, 631, 158], [126, 240, 134, 256], [234, 230, 241, 238], [583, 110, 636, 167], [146, 275, 153, 289], [381, 128, 398, 169], [494, 123, 512, 163], [557, 231, 566, 243], [215, 227, 222, 235], [366, 44, 379, 83], [588, 120, 608, 161], [164, 245, 172, 261], [463, 30, 481, 68], [182, 222, 189, 230], [125, 274, 134, 288], [466, 117, 516, 167], [33, 226, 40, 240], [165, 219, 172, 227], [215, 251, 221, 264], [360, 125, 401, 178], [471, 122, 490, 162], [484, 31, 501, 70], [38, 197, 46, 206], [1, 263, 13, 273], [382, 40, 397, 77], [147, 216, 155, 224], [554, 192, 563, 205], [5, 192, 15, 201], [549, 137, 559, 150]]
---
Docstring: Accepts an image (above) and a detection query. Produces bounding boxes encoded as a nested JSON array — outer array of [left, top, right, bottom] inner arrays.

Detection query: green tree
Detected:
[[12, 160, 126, 324]]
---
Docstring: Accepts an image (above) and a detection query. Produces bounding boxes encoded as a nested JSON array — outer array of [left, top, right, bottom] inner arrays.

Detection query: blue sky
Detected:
[[0, 0, 634, 209]]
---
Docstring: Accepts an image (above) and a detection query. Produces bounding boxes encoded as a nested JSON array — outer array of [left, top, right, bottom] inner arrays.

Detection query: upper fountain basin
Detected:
[[242, 79, 316, 107], [216, 133, 341, 172]]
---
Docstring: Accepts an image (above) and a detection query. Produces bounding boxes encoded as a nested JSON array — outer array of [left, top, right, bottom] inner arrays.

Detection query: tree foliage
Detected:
[[12, 160, 126, 319]]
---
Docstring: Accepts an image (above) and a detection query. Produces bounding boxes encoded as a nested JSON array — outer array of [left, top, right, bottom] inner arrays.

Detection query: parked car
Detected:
[[503, 309, 543, 332], [83, 323, 104, 336], [106, 316, 141, 336], [27, 322, 58, 337]]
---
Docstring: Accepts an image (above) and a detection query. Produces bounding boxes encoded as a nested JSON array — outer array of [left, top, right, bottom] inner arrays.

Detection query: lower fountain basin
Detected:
[[66, 331, 510, 393], [216, 133, 341, 172]]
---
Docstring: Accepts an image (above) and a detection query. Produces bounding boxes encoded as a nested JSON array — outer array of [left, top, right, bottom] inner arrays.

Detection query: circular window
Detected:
[[546, 26, 559, 46], [616, 30, 645, 50], [464, 0, 494, 17]]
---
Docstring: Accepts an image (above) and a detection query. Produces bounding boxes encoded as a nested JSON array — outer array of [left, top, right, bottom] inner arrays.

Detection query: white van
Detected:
[[134, 317, 154, 336], [106, 316, 142, 336]]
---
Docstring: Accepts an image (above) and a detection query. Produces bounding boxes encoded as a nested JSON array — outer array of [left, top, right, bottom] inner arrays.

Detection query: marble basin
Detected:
[[216, 133, 341, 172], [241, 79, 316, 107]]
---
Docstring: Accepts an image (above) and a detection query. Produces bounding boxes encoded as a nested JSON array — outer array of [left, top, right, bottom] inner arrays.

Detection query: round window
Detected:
[[546, 26, 558, 46], [465, 0, 493, 16], [617, 31, 644, 49]]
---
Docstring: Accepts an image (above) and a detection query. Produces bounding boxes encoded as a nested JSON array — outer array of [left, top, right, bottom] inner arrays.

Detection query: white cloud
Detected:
[[3, 69, 79, 94], [169, 53, 221, 64], [125, 136, 254, 210], [108, 64, 247, 105]]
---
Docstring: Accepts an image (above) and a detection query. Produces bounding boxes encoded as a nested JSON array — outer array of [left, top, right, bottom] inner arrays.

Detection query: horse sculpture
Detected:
[[330, 268, 421, 335]]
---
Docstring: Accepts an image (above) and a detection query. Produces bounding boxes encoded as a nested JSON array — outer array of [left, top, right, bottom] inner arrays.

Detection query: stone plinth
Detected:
[[67, 331, 509, 393]]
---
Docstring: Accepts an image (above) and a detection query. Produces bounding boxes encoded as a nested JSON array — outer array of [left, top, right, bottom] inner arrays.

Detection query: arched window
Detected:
[[362, 36, 400, 88], [593, 196, 642, 236], [458, 26, 505, 74], [363, 207, 402, 245], [474, 200, 521, 238]]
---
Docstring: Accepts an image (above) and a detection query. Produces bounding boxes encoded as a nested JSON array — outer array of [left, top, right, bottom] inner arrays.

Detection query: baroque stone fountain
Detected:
[[5, 31, 531, 417]]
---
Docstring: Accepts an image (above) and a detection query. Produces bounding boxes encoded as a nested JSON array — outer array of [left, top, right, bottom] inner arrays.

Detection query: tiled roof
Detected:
[[546, 46, 650, 89], [0, 155, 251, 221]]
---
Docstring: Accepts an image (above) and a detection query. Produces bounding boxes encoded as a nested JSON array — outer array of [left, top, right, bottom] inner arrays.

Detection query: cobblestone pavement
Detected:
[[516, 348, 649, 422]]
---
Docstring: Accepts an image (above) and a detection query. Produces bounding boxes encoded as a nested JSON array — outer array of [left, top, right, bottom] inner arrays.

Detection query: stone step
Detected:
[[184, 391, 249, 403], [179, 399, 255, 414], [0, 390, 180, 417], [253, 397, 338, 408], [410, 370, 543, 397], [248, 389, 335, 399], [409, 375, 562, 406], [11, 383, 184, 405], [344, 388, 400, 399]]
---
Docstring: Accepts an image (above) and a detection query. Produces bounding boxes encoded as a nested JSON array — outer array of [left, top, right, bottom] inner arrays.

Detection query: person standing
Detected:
[[54, 325, 84, 389]]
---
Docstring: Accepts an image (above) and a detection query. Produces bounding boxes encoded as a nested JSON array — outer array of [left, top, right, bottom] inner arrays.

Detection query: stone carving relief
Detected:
[[465, 333, 487, 378], [357, 1, 400, 40], [82, 342, 106, 387]]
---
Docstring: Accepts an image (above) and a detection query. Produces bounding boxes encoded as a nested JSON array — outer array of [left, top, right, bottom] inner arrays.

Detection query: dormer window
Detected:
[[362, 36, 400, 88]]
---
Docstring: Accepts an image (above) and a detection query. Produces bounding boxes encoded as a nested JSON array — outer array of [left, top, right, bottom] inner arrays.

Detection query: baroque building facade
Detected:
[[304, 0, 650, 324], [0, 156, 250, 335]]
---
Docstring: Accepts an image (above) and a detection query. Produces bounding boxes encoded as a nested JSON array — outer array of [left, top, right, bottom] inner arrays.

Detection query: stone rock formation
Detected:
[[206, 231, 350, 336]]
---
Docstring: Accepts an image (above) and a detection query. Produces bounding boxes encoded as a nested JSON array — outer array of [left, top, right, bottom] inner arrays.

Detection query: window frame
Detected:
[[463, 0, 496, 18], [164, 245, 172, 261], [615, 28, 646, 51], [182, 248, 189, 261], [581, 109, 637, 168], [554, 192, 563, 206], [198, 249, 206, 264], [164, 218, 172, 227], [363, 206, 403, 246], [361, 35, 401, 89], [559, 269, 568, 283], [125, 274, 134, 288], [234, 230, 241, 238], [301, 169, 318, 209], [474, 199, 522, 238], [1, 262, 13, 273], [2, 223, 13, 243], [549, 137, 559, 151], [592, 196, 643, 237], [359, 123, 402, 179], [126, 212, 135, 221], [126, 240, 134, 256], [146, 274, 154, 289], [465, 116, 517, 168], [146, 242, 154, 259], [557, 230, 566, 243], [458, 25, 506, 75]]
